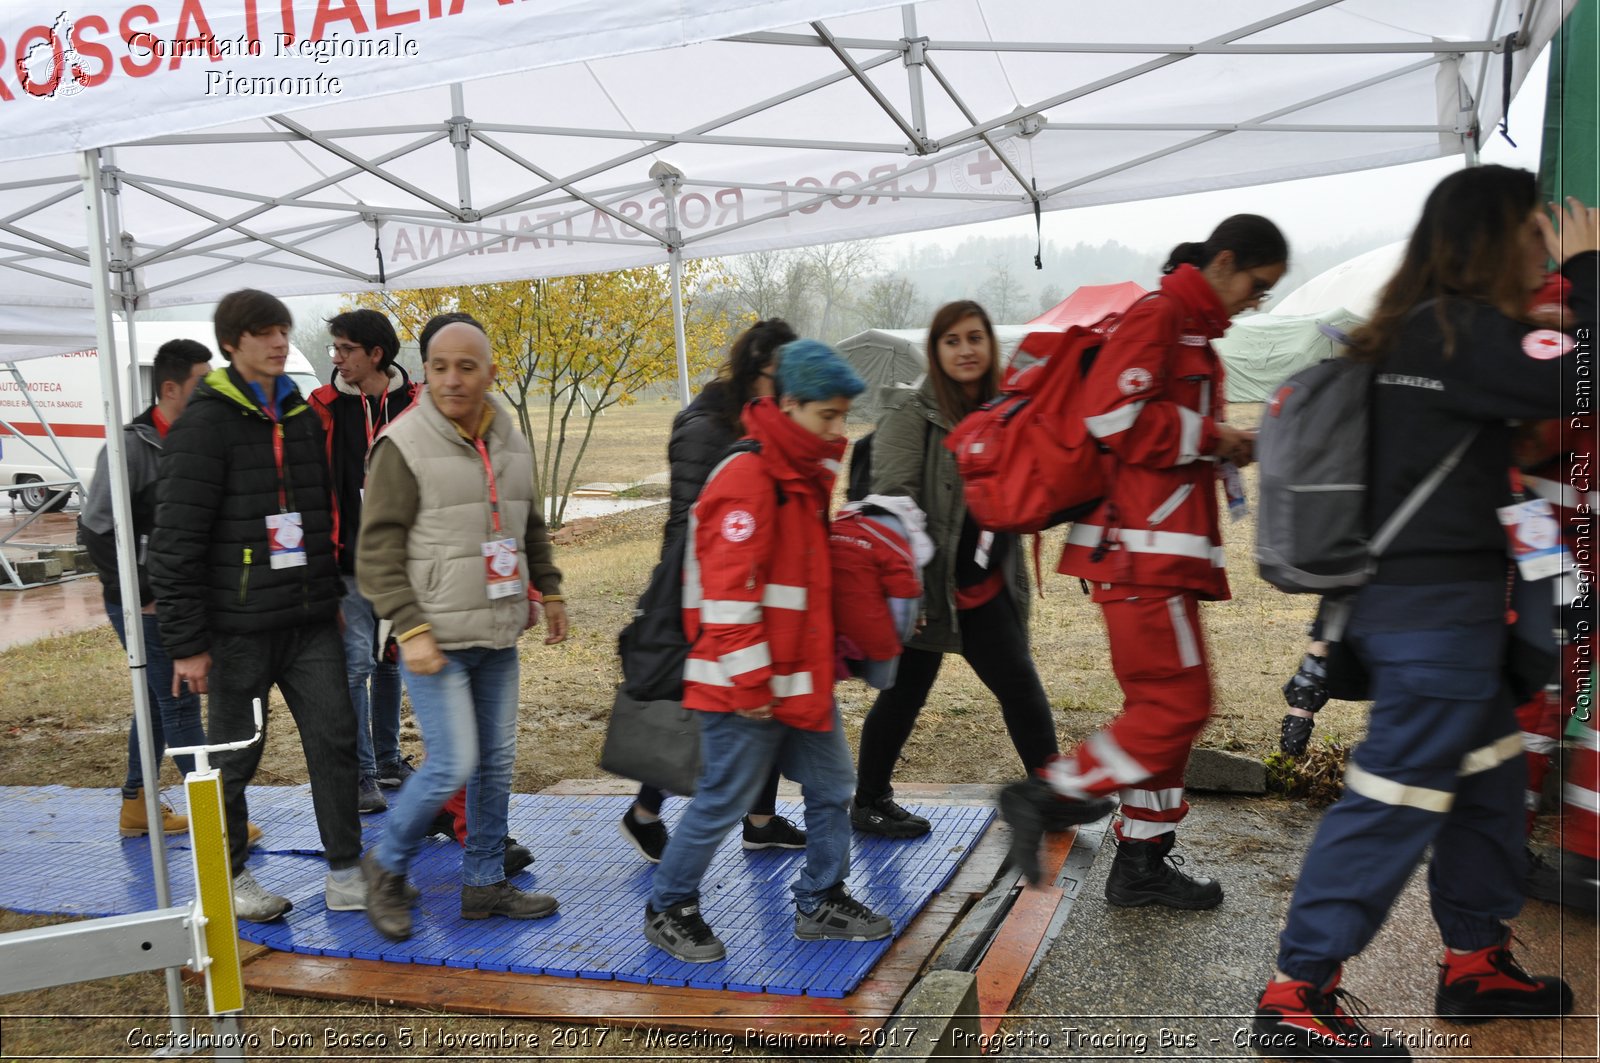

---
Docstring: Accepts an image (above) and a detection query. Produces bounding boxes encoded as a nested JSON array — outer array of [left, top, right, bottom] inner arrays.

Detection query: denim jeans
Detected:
[[208, 621, 361, 875], [1276, 583, 1524, 986], [109, 607, 207, 796], [378, 645, 518, 886], [340, 574, 403, 778], [650, 702, 855, 915]]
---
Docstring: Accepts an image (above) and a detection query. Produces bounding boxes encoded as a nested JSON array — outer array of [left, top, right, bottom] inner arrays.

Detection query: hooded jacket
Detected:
[[681, 398, 842, 730], [78, 407, 161, 608], [662, 379, 740, 559], [1058, 266, 1233, 600], [308, 365, 421, 573], [150, 366, 342, 659]]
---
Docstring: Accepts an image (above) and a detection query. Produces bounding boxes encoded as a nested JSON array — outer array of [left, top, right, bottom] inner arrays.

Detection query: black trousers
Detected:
[[636, 767, 781, 818], [856, 590, 1059, 801], [208, 620, 362, 875]]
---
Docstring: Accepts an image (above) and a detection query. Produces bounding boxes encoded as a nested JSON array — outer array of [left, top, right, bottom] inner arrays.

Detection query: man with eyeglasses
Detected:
[[310, 309, 421, 814]]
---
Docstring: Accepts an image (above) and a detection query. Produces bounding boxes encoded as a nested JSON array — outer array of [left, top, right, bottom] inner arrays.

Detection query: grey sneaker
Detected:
[[324, 867, 367, 911], [360, 851, 413, 942], [644, 900, 726, 963], [460, 881, 559, 921], [231, 869, 292, 923], [357, 776, 388, 814], [795, 885, 892, 941]]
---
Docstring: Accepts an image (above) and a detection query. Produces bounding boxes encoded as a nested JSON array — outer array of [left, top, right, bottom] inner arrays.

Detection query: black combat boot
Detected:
[[1104, 832, 1223, 909]]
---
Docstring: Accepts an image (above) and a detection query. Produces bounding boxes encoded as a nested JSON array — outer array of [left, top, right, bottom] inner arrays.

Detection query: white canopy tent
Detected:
[[0, 0, 1573, 1034]]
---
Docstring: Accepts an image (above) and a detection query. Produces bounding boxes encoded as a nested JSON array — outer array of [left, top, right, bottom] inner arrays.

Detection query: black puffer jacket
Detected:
[[661, 380, 740, 558], [151, 366, 342, 659]]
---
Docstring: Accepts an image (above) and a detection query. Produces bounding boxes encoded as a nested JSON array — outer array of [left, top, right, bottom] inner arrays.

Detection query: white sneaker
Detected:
[[232, 869, 292, 922], [324, 867, 367, 911]]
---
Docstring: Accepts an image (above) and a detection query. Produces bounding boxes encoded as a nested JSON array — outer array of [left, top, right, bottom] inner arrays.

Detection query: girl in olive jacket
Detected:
[[851, 300, 1059, 839]]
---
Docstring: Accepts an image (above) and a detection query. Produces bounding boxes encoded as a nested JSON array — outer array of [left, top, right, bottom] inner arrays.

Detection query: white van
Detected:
[[0, 323, 319, 511]]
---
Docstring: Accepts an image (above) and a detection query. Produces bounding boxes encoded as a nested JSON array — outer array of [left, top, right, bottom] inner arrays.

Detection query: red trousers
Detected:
[[1047, 589, 1214, 841]]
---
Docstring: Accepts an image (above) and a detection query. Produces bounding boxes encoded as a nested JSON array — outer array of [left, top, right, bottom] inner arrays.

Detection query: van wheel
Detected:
[[13, 476, 69, 513]]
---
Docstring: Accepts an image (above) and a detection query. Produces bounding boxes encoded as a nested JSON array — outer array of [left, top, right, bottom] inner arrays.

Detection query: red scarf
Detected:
[[1159, 264, 1232, 339], [743, 396, 846, 497]]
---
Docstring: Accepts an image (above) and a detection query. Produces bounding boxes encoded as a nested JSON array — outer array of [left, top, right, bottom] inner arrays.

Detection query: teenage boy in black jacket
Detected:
[[150, 289, 364, 923]]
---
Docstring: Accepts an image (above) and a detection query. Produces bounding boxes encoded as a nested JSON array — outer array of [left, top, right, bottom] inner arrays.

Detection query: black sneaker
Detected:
[[1104, 833, 1223, 909], [503, 836, 534, 877], [850, 791, 931, 839], [1524, 845, 1600, 913], [357, 775, 388, 814], [427, 807, 457, 840], [794, 885, 892, 942], [644, 901, 726, 963], [376, 755, 416, 789], [1281, 713, 1316, 757], [1253, 971, 1412, 1059], [620, 807, 669, 863], [742, 814, 806, 850]]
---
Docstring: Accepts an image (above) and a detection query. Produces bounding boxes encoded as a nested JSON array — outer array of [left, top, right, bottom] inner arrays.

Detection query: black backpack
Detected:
[[616, 439, 781, 702]]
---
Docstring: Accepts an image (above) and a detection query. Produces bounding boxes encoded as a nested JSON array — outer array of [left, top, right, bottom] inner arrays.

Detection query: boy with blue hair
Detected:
[[644, 339, 894, 963]]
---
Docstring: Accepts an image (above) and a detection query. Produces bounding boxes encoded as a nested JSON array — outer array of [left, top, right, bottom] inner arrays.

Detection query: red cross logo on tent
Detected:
[[721, 509, 756, 542], [968, 151, 1003, 185]]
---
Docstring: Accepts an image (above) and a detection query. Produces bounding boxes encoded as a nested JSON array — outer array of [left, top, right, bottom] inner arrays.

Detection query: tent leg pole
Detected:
[[669, 244, 689, 408], [78, 147, 190, 1043]]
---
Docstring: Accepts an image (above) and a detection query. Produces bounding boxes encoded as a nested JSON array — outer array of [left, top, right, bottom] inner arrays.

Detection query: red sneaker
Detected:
[[1252, 970, 1411, 1059], [1435, 934, 1574, 1024]]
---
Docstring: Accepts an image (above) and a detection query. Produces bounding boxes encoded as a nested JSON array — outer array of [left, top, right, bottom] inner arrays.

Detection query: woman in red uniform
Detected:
[[1001, 214, 1287, 908]]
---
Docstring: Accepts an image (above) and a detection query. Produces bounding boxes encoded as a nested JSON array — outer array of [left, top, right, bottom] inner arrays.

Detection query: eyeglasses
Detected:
[[1247, 273, 1276, 303], [328, 342, 366, 357]]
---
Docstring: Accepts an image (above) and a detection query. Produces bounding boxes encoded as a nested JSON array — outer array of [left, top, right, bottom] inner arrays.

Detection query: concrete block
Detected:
[[877, 970, 980, 1058], [17, 557, 63, 583], [1185, 747, 1267, 794], [43, 547, 87, 573]]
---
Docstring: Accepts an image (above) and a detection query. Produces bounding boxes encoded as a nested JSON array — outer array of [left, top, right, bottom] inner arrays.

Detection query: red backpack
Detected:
[[943, 319, 1120, 535]]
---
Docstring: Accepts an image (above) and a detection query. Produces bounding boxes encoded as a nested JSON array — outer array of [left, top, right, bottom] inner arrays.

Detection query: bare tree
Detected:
[[1037, 283, 1066, 316], [290, 321, 333, 382], [724, 249, 816, 331], [798, 240, 878, 341], [979, 261, 1025, 323], [857, 275, 921, 329]]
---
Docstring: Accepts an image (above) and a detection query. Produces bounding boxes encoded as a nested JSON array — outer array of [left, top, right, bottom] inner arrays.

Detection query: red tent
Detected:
[[1027, 281, 1148, 329]]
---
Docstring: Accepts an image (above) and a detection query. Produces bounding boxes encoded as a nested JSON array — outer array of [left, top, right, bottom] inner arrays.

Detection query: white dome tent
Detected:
[[1271, 240, 1408, 318]]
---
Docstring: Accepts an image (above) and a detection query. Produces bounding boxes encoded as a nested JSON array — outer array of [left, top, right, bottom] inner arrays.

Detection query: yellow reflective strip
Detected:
[[187, 771, 244, 1014], [1344, 762, 1453, 813], [1458, 733, 1525, 776]]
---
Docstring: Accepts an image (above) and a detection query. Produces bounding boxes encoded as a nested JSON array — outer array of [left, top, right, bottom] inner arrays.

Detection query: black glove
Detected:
[[1282, 652, 1330, 713], [1280, 714, 1316, 757]]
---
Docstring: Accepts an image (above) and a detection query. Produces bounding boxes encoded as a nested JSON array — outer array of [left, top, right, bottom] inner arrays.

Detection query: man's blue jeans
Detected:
[[650, 702, 855, 915], [340, 574, 403, 778], [108, 606, 206, 796], [378, 646, 518, 886]]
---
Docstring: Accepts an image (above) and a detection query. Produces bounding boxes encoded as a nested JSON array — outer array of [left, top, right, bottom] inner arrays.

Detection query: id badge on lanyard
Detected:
[[1498, 497, 1567, 581], [474, 437, 523, 600], [263, 417, 307, 569]]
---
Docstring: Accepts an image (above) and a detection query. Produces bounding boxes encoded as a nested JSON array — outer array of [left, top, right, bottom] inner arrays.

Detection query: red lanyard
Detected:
[[264, 406, 289, 512], [473, 437, 502, 534], [362, 393, 389, 455]]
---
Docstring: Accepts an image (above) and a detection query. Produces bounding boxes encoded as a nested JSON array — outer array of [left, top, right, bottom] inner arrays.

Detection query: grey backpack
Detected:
[[1254, 354, 1473, 594]]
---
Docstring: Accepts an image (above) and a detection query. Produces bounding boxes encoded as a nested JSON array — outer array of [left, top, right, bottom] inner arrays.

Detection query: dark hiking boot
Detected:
[[850, 791, 931, 838], [644, 900, 726, 963], [997, 776, 1115, 885], [1252, 970, 1412, 1059], [1104, 833, 1223, 909], [460, 880, 558, 921], [1435, 933, 1574, 1023], [360, 851, 412, 941], [503, 836, 534, 876]]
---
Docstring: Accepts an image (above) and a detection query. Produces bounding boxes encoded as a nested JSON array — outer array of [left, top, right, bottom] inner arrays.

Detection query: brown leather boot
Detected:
[[118, 788, 188, 838]]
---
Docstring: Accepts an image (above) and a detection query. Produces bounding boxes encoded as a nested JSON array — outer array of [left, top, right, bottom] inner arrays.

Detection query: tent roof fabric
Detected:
[[1213, 307, 1364, 403], [1270, 240, 1407, 318], [1027, 281, 1149, 328], [0, 0, 1571, 343]]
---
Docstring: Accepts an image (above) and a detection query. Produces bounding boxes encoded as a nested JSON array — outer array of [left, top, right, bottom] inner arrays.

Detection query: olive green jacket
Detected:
[[869, 380, 1030, 653]]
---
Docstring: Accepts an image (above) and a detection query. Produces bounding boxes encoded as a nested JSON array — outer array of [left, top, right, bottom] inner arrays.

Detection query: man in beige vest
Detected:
[[356, 315, 569, 942]]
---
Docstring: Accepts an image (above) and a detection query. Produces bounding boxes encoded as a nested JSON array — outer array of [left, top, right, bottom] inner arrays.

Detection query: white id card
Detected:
[[265, 512, 307, 569], [1497, 497, 1568, 581], [975, 529, 995, 570], [1220, 461, 1248, 522], [482, 538, 523, 599]]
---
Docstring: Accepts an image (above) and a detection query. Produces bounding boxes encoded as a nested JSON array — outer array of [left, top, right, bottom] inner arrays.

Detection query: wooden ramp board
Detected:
[[241, 783, 1018, 1040]]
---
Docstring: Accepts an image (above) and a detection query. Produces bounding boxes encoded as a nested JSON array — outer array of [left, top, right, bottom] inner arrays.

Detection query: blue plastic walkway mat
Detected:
[[0, 785, 991, 998]]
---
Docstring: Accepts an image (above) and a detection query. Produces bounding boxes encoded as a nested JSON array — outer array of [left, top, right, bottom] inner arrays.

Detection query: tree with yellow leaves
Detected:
[[353, 262, 730, 526]]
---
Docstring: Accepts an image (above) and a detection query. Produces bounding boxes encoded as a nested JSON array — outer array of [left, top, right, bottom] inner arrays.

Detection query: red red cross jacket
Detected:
[[682, 398, 844, 730], [830, 505, 923, 661], [1058, 265, 1233, 601]]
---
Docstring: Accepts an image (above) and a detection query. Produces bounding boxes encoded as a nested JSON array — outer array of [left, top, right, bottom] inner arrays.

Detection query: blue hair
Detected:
[[773, 339, 865, 403]]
